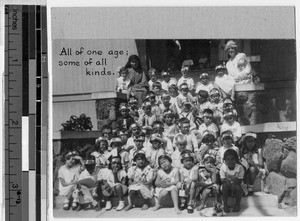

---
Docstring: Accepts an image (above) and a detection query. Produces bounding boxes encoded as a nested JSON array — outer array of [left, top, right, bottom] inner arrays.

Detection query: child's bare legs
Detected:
[[248, 166, 259, 195], [153, 190, 168, 211], [124, 191, 137, 211], [188, 181, 196, 206], [232, 184, 242, 212], [141, 198, 150, 210], [212, 185, 220, 206], [222, 183, 231, 213], [115, 184, 125, 211], [170, 188, 182, 214], [197, 188, 211, 211]]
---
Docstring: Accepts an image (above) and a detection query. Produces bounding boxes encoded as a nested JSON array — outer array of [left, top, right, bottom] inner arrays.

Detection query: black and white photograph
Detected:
[[50, 6, 297, 219]]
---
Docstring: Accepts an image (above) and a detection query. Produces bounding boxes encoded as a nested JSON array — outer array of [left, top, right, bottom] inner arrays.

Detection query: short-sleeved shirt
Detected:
[[177, 77, 195, 91], [171, 150, 183, 168], [179, 164, 199, 183], [106, 169, 127, 187], [220, 121, 242, 142], [198, 122, 219, 138], [219, 163, 244, 180], [218, 145, 240, 164], [58, 164, 81, 196], [195, 83, 214, 94]]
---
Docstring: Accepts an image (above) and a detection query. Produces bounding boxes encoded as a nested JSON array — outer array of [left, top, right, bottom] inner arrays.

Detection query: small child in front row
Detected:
[[153, 155, 181, 214], [220, 149, 244, 213], [197, 154, 220, 213], [240, 132, 264, 196], [125, 151, 155, 211], [177, 150, 199, 213]]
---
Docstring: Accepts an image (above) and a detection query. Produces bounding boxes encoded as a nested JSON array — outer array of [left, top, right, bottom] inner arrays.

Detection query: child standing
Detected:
[[197, 155, 220, 212], [116, 67, 131, 94], [176, 83, 195, 111], [207, 88, 223, 127], [195, 72, 214, 94], [195, 90, 210, 120], [220, 149, 244, 213], [147, 134, 168, 170], [168, 84, 179, 106], [145, 91, 161, 116], [114, 103, 135, 131], [128, 132, 147, 167], [127, 96, 139, 121], [240, 132, 264, 196], [148, 68, 159, 90], [153, 155, 181, 214], [220, 112, 242, 144], [163, 109, 180, 142], [152, 81, 164, 105], [125, 123, 141, 151], [125, 151, 155, 211], [178, 98, 197, 130], [159, 92, 178, 117], [177, 150, 198, 213], [109, 137, 130, 171], [214, 64, 235, 100], [161, 71, 177, 91], [177, 66, 194, 92], [171, 134, 187, 168], [196, 131, 220, 165], [89, 137, 110, 174], [138, 101, 158, 127]]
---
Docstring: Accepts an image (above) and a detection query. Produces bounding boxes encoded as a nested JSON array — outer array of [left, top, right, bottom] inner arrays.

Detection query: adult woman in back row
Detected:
[[225, 40, 252, 84], [125, 55, 149, 106]]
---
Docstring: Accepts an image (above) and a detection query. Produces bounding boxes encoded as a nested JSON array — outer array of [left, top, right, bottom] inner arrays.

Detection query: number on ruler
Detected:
[[11, 120, 18, 125]]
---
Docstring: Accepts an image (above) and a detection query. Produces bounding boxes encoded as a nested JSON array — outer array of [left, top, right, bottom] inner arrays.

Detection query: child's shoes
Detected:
[[116, 201, 125, 211], [63, 199, 70, 210], [187, 205, 194, 213], [105, 201, 112, 211]]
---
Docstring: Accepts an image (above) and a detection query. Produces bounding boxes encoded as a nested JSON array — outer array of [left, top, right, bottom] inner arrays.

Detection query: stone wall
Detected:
[[263, 137, 297, 207]]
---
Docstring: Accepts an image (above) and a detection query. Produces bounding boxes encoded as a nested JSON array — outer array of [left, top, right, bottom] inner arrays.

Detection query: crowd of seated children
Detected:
[[57, 60, 266, 214]]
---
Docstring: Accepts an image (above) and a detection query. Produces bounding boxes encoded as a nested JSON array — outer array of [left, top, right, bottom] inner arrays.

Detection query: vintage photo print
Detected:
[[50, 5, 297, 219]]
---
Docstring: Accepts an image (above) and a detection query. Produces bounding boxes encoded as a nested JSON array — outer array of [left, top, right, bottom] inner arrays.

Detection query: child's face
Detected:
[[143, 106, 151, 115], [177, 142, 187, 152], [210, 93, 220, 103], [223, 104, 233, 112], [203, 114, 213, 125], [228, 47, 236, 58], [65, 151, 78, 167], [183, 103, 192, 112], [135, 138, 145, 150], [181, 87, 189, 96], [146, 95, 156, 105], [112, 142, 122, 152], [225, 155, 237, 169], [245, 137, 256, 150], [102, 129, 112, 140], [224, 116, 234, 125], [198, 95, 208, 104], [130, 59, 138, 69], [181, 69, 189, 78], [169, 87, 177, 96], [120, 109, 129, 117], [136, 157, 146, 167], [150, 73, 157, 82], [204, 140, 214, 149], [182, 157, 194, 170], [131, 126, 140, 136], [180, 123, 190, 134], [153, 86, 161, 95], [217, 69, 224, 77], [111, 159, 121, 172], [128, 100, 138, 109], [200, 77, 209, 85], [162, 96, 171, 106], [120, 134, 128, 144], [222, 137, 233, 147], [121, 71, 127, 79], [204, 159, 214, 170], [153, 125, 164, 135], [163, 75, 170, 82], [99, 141, 108, 152], [151, 140, 161, 150], [160, 158, 172, 171], [164, 114, 174, 125]]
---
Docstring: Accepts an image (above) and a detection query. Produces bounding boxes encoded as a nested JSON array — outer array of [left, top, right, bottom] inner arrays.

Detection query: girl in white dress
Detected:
[[153, 155, 181, 214]]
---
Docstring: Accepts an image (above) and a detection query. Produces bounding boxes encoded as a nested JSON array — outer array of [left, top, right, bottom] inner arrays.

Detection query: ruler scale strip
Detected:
[[5, 5, 23, 221], [5, 5, 47, 221]]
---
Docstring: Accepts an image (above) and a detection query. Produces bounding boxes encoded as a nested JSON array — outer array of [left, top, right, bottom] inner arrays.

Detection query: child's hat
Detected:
[[95, 136, 108, 145], [110, 137, 122, 146], [223, 98, 233, 105], [221, 131, 234, 140], [119, 103, 129, 111], [161, 92, 171, 98], [203, 111, 213, 117], [203, 154, 216, 162], [215, 64, 226, 71], [199, 72, 209, 79], [142, 101, 152, 109], [209, 88, 220, 96], [244, 132, 257, 139], [224, 40, 238, 51], [202, 130, 215, 139], [182, 98, 192, 106], [150, 134, 163, 143], [118, 130, 129, 136], [180, 151, 195, 161], [162, 71, 170, 76], [163, 109, 174, 117], [134, 134, 146, 141], [133, 150, 146, 159], [223, 111, 234, 118]]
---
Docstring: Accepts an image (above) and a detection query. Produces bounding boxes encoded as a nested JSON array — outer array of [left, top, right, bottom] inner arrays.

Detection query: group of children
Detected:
[[57, 61, 265, 215]]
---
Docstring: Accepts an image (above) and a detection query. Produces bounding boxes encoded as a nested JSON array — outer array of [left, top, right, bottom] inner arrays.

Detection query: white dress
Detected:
[[154, 167, 179, 196]]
